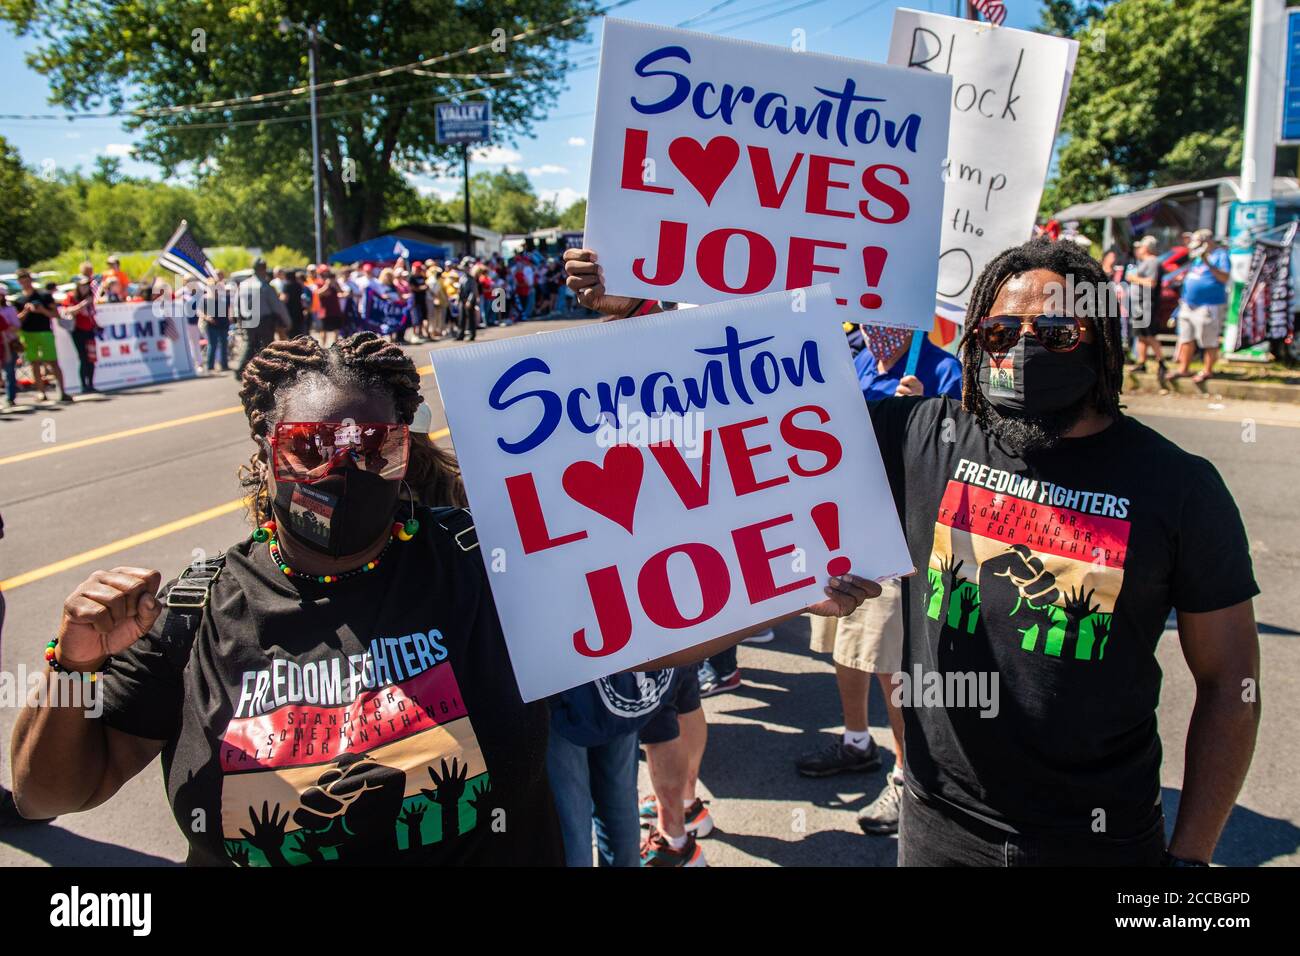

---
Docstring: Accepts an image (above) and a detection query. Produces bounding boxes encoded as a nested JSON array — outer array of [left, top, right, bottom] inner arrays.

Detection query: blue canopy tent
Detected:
[[328, 234, 451, 265]]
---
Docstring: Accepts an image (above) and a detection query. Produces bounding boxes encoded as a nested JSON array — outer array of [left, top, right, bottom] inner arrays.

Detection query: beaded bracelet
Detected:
[[45, 638, 100, 681]]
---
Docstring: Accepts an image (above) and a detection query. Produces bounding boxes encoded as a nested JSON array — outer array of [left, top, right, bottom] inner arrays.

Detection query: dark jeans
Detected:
[[206, 321, 230, 370], [898, 786, 1167, 867], [460, 302, 479, 341], [708, 645, 737, 678], [2, 353, 16, 404], [71, 329, 96, 390]]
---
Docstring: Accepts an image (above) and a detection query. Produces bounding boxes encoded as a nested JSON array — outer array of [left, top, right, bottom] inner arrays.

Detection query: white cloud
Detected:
[[102, 143, 134, 157], [527, 164, 569, 176], [567, 136, 587, 147], [540, 186, 584, 210], [470, 144, 522, 165], [64, 131, 81, 140]]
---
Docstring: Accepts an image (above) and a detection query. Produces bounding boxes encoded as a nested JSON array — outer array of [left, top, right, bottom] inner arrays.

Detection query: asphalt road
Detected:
[[0, 333, 1296, 867]]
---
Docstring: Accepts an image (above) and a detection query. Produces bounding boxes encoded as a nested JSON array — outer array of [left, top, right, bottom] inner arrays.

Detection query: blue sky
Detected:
[[1, 1, 1041, 213]]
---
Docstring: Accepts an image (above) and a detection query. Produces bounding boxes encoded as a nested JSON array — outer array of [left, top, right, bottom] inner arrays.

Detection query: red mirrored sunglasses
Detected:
[[270, 421, 409, 483], [976, 313, 1083, 355]]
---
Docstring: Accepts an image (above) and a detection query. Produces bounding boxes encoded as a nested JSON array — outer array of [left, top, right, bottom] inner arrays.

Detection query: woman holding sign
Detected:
[[10, 332, 877, 866]]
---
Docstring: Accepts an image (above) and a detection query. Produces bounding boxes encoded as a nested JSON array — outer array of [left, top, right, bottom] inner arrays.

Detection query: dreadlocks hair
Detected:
[[959, 236, 1125, 420], [237, 332, 426, 524]]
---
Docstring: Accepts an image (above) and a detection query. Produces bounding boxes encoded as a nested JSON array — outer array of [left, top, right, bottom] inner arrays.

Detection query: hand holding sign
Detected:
[[584, 19, 951, 328]]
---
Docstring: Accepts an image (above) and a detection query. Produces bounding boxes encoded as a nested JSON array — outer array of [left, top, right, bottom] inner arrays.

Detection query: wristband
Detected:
[[1163, 851, 1208, 867], [623, 298, 660, 318], [45, 638, 101, 680]]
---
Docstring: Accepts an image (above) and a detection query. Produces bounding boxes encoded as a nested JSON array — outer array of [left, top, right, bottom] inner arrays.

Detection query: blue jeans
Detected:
[[2, 353, 15, 404], [206, 322, 229, 370], [546, 729, 641, 867]]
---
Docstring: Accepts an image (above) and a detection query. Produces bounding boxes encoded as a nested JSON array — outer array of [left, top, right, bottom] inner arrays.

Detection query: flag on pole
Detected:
[[971, 0, 1006, 26], [157, 219, 218, 282], [394, 239, 410, 261]]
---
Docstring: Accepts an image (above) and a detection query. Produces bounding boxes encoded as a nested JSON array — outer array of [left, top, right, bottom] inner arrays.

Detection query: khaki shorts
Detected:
[[1176, 303, 1224, 349], [809, 577, 904, 674]]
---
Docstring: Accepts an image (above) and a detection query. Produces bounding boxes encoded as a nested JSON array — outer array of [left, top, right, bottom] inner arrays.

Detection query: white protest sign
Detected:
[[889, 10, 1078, 310], [431, 285, 913, 701], [584, 18, 951, 329], [54, 301, 196, 395]]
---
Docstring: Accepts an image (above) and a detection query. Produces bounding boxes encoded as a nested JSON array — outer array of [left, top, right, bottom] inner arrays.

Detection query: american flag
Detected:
[[157, 219, 218, 283], [972, 0, 1006, 26]]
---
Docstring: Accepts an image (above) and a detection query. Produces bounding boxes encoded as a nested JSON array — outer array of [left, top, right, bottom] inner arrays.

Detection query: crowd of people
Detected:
[[0, 249, 578, 409], [2, 225, 1261, 871], [1043, 221, 1241, 386]]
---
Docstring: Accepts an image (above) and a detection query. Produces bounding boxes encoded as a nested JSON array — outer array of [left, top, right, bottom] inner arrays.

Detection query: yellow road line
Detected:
[[0, 500, 247, 591], [0, 427, 451, 592], [0, 363, 441, 469], [0, 406, 244, 467]]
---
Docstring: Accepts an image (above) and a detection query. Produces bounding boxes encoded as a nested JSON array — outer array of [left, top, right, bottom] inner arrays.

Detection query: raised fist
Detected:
[[293, 752, 405, 860], [58, 567, 163, 667]]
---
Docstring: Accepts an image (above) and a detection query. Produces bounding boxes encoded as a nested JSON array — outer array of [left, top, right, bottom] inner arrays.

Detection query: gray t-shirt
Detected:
[[1128, 257, 1160, 323]]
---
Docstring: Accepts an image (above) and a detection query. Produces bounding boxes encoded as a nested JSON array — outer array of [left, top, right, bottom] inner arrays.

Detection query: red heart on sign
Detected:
[[668, 135, 740, 206], [561, 445, 644, 534]]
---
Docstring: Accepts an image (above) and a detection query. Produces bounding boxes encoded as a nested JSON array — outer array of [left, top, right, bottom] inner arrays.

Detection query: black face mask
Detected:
[[271, 468, 401, 558], [977, 337, 1098, 416]]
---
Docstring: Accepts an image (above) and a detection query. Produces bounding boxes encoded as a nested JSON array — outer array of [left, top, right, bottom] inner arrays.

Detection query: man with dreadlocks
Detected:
[[10, 332, 876, 864], [564, 238, 1260, 867]]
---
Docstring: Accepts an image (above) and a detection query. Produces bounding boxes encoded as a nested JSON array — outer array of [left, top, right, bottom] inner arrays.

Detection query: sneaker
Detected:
[[0, 787, 53, 827], [795, 736, 882, 777], [857, 775, 903, 835], [743, 628, 775, 644], [640, 827, 705, 867], [638, 795, 714, 837], [699, 667, 741, 697]]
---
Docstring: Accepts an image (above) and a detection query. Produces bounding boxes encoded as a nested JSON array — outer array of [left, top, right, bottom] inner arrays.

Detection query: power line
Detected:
[[0, 0, 638, 123]]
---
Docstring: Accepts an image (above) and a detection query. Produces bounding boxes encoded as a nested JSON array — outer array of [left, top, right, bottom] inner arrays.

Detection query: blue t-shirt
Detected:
[[1180, 247, 1230, 307], [854, 337, 963, 401]]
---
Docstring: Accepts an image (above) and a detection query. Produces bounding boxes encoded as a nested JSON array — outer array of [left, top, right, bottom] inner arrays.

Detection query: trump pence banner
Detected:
[[54, 300, 197, 395], [584, 18, 951, 329], [888, 10, 1077, 309], [432, 285, 913, 701]]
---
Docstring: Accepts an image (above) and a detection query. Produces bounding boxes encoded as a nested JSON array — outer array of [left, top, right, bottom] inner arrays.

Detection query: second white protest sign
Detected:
[[584, 18, 951, 329]]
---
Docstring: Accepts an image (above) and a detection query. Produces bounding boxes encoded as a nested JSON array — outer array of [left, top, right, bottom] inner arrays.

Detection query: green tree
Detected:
[[0, 136, 77, 264], [92, 155, 124, 185], [1, 0, 596, 248], [462, 168, 554, 234], [1043, 0, 1250, 214], [558, 197, 586, 230]]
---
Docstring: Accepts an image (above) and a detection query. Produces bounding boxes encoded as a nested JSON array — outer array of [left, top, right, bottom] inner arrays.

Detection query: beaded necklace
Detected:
[[253, 517, 420, 584]]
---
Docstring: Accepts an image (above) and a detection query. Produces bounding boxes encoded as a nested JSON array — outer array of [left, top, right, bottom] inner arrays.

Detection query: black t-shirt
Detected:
[[869, 397, 1258, 838], [16, 290, 56, 333], [281, 280, 304, 321], [100, 509, 562, 866]]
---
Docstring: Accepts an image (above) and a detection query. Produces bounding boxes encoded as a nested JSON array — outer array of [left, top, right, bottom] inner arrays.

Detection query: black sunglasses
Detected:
[[977, 313, 1083, 355]]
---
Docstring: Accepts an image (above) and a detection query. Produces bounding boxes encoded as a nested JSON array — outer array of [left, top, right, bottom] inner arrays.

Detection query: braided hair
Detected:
[[959, 236, 1125, 421], [237, 332, 425, 524]]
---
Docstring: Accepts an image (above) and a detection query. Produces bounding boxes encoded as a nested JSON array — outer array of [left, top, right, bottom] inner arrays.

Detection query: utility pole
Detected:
[[281, 17, 326, 264], [1242, 0, 1286, 203], [307, 24, 324, 265], [462, 144, 474, 259]]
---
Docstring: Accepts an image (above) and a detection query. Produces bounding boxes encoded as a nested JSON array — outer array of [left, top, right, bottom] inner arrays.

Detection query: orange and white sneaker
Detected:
[[640, 827, 706, 867], [638, 796, 714, 837]]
